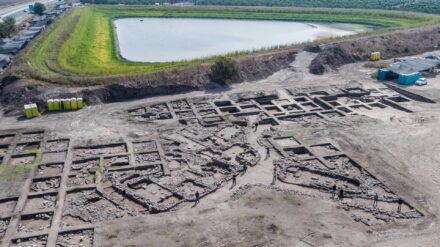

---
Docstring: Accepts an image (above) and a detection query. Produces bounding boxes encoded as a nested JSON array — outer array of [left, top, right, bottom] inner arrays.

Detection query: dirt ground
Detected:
[[1, 51, 440, 247]]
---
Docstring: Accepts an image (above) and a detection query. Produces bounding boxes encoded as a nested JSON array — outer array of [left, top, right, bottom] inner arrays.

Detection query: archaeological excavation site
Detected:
[[2, 57, 440, 246], [3, 2, 440, 246]]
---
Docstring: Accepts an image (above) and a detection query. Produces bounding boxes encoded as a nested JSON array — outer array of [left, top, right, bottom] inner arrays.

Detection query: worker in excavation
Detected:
[[232, 173, 237, 187], [265, 147, 270, 160], [254, 122, 259, 132], [194, 191, 200, 206], [373, 192, 379, 208], [397, 198, 403, 212], [339, 189, 344, 201], [271, 166, 278, 185], [332, 184, 337, 199]]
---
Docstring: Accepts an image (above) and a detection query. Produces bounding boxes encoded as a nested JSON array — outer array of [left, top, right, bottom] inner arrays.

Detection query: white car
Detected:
[[415, 78, 428, 86]]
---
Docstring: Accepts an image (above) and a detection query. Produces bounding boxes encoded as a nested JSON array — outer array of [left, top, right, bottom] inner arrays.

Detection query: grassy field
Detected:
[[9, 5, 439, 85]]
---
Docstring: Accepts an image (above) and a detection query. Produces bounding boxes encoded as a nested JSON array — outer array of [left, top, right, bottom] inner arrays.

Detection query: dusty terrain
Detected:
[[1, 50, 440, 247]]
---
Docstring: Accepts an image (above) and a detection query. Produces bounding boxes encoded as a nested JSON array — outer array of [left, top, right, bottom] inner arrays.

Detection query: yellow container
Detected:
[[30, 103, 39, 117], [63, 99, 71, 110], [370, 52, 381, 61], [77, 97, 84, 109], [53, 99, 61, 111], [47, 99, 54, 111], [24, 105, 33, 119], [70, 98, 78, 110]]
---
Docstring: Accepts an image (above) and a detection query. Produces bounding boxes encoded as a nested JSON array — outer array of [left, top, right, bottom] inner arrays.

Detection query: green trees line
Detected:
[[80, 0, 440, 14]]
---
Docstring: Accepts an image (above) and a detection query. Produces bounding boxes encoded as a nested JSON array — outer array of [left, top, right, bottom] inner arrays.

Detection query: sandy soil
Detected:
[[1, 51, 440, 247]]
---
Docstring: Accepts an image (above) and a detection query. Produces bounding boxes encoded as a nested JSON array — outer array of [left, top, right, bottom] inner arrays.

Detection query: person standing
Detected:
[[232, 174, 237, 187], [254, 122, 259, 132], [332, 184, 337, 199], [265, 147, 270, 160], [271, 166, 278, 185], [373, 192, 379, 208], [194, 191, 200, 206], [339, 189, 344, 201], [397, 198, 403, 212]]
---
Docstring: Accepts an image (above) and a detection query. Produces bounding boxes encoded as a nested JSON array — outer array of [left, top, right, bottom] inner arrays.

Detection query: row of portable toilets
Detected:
[[24, 98, 84, 119], [47, 98, 84, 111]]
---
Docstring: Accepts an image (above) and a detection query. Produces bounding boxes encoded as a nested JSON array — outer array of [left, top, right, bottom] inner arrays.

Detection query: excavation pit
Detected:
[[56, 228, 94, 247], [42, 151, 67, 163], [30, 177, 61, 192], [10, 234, 47, 247], [133, 140, 157, 153], [23, 193, 57, 213], [175, 110, 196, 119], [388, 96, 411, 103], [9, 154, 36, 166], [197, 108, 218, 116], [214, 100, 232, 107], [284, 146, 314, 159], [135, 152, 161, 165], [179, 180, 205, 197], [293, 96, 310, 103], [0, 197, 17, 218], [45, 139, 69, 152], [73, 143, 127, 160], [14, 142, 40, 154], [36, 163, 64, 177], [0, 144, 9, 155], [170, 100, 191, 110], [265, 106, 282, 114], [273, 136, 300, 147], [71, 159, 98, 171], [219, 106, 240, 114], [0, 134, 14, 144], [19, 131, 44, 143], [17, 212, 53, 233], [281, 103, 302, 111], [67, 172, 95, 187], [310, 143, 340, 156], [105, 155, 130, 168], [0, 217, 9, 239], [301, 102, 320, 110], [128, 181, 173, 204]]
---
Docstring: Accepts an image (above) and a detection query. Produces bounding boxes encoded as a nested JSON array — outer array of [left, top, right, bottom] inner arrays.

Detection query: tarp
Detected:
[[388, 58, 440, 74]]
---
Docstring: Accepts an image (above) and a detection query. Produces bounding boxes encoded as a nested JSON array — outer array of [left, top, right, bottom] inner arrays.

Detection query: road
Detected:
[[0, 0, 59, 20]]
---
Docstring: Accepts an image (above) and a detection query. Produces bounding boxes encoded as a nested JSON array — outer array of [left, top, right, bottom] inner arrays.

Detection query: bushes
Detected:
[[33, 2, 46, 16], [0, 17, 16, 38], [209, 57, 238, 85]]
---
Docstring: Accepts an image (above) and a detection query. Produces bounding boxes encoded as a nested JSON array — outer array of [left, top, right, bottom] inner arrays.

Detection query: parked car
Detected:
[[415, 78, 428, 86]]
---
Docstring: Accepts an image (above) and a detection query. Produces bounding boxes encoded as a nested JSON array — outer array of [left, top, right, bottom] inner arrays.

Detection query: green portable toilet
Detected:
[[70, 98, 78, 110], [63, 99, 71, 110], [54, 99, 61, 111], [24, 105, 33, 119], [30, 103, 39, 117], [47, 99, 54, 111], [77, 98, 84, 109]]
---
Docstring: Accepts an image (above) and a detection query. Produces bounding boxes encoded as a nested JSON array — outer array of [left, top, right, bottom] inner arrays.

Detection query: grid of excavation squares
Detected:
[[128, 86, 417, 125], [271, 135, 422, 224], [69, 143, 129, 188], [0, 131, 76, 246]]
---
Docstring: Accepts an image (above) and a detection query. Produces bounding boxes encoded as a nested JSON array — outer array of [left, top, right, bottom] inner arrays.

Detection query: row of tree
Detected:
[[79, 0, 440, 14]]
